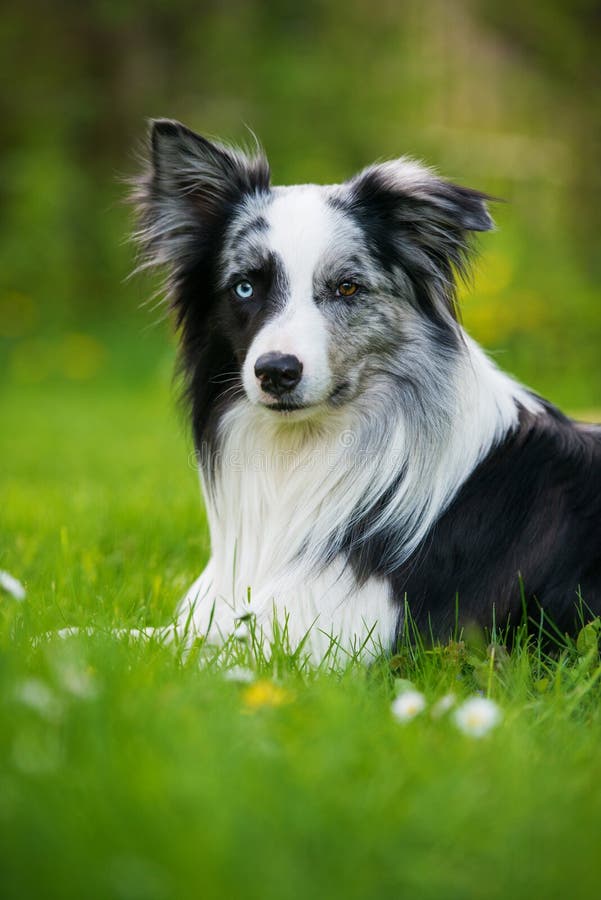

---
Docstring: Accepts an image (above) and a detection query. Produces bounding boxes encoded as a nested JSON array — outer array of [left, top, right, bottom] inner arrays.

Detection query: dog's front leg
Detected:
[[176, 559, 240, 646]]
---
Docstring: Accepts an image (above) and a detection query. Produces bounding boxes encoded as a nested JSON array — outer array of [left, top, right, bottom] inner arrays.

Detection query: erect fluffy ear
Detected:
[[131, 119, 270, 272], [344, 158, 494, 318]]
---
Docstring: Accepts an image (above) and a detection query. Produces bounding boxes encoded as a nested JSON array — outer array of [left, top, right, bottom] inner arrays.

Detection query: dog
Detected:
[[132, 118, 601, 661]]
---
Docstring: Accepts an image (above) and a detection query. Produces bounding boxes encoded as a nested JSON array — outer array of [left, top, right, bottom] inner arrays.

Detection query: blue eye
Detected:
[[233, 280, 254, 300]]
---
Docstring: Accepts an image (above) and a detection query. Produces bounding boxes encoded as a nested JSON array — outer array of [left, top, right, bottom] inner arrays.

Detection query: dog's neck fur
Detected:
[[199, 333, 540, 609]]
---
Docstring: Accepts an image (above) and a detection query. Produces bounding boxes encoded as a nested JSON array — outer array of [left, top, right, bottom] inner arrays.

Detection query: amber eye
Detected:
[[337, 281, 359, 298]]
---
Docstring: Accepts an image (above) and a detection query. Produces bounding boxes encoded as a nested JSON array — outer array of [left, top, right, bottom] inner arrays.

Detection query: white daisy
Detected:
[[453, 697, 502, 737], [391, 689, 426, 722], [57, 663, 99, 699], [0, 570, 26, 601], [431, 692, 456, 718], [14, 678, 63, 721]]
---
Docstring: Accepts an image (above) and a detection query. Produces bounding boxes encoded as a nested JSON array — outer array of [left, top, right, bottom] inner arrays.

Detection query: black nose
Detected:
[[254, 353, 303, 397]]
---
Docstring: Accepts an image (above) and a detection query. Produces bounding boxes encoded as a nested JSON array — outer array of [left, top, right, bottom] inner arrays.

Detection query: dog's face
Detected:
[[221, 183, 391, 415], [134, 120, 493, 432]]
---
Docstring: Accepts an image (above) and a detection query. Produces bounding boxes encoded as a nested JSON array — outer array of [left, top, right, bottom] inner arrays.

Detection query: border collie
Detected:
[[133, 119, 601, 660]]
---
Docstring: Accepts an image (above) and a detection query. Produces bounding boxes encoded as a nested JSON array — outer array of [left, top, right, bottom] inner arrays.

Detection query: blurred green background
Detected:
[[1, 8, 601, 898], [1, 0, 600, 409]]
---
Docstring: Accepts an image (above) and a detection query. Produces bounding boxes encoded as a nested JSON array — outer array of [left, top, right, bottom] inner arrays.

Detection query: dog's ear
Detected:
[[346, 157, 493, 234], [132, 119, 270, 271], [344, 158, 494, 318]]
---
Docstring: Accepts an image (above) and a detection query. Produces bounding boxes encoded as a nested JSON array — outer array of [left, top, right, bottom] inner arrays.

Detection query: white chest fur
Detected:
[[177, 404, 399, 662]]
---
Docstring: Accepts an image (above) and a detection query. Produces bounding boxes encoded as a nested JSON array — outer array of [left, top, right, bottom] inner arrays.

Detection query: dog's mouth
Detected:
[[262, 400, 312, 414], [328, 380, 351, 405], [261, 382, 351, 415]]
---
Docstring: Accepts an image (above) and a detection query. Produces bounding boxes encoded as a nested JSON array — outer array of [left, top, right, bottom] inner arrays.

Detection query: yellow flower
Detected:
[[242, 679, 291, 710]]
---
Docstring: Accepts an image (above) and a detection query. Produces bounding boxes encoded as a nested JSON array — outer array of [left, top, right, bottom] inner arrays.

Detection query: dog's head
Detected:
[[133, 120, 493, 438]]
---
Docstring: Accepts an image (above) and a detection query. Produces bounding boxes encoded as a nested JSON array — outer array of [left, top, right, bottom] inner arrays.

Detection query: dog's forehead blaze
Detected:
[[262, 185, 353, 288]]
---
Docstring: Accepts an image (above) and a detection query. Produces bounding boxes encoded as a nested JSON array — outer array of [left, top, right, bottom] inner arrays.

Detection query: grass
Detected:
[[2, 326, 601, 899]]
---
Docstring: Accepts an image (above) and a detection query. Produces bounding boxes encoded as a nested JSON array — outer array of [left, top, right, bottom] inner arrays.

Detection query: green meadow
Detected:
[[2, 1, 601, 897], [1, 328, 601, 899]]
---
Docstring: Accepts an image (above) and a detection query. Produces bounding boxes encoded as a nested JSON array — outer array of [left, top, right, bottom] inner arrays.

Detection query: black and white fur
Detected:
[[133, 119, 601, 660]]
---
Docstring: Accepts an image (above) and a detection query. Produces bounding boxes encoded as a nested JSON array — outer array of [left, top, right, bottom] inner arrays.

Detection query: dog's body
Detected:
[[134, 120, 601, 659]]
